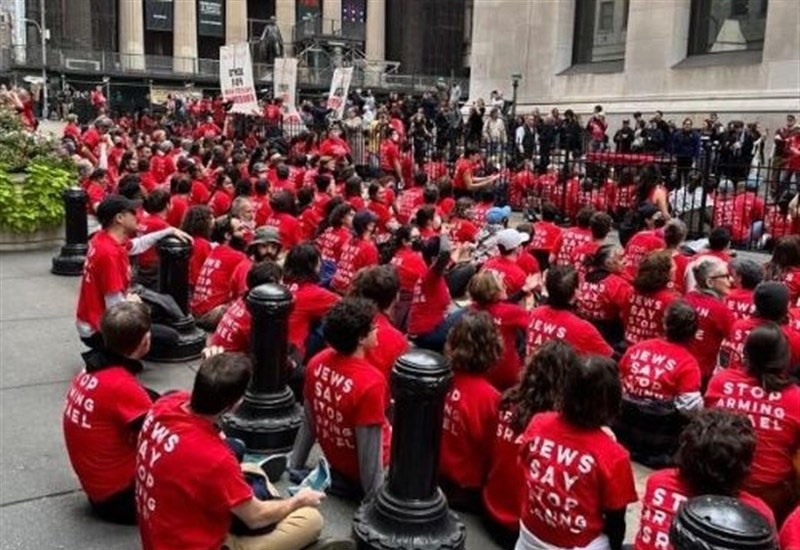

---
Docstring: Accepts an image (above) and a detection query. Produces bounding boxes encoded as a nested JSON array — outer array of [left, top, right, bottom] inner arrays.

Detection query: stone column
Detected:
[[365, 0, 385, 60], [225, 0, 248, 43], [119, 0, 145, 71], [276, 0, 296, 56], [322, 0, 342, 35], [173, 0, 198, 74]]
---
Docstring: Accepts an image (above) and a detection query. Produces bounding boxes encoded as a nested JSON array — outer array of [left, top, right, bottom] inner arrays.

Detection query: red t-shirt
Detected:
[[530, 221, 562, 253], [780, 506, 800, 550], [408, 267, 451, 335], [76, 231, 131, 333], [730, 193, 765, 242], [166, 195, 189, 228], [365, 312, 409, 379], [82, 180, 106, 214], [552, 227, 593, 266], [482, 407, 527, 532], [725, 287, 756, 321], [439, 372, 500, 489], [453, 158, 473, 190], [619, 338, 701, 401], [705, 368, 800, 489], [136, 213, 170, 270], [684, 291, 735, 379], [527, 305, 613, 358], [569, 241, 601, 281], [379, 140, 400, 173], [781, 266, 800, 305], [189, 179, 210, 205], [622, 288, 679, 345], [471, 202, 492, 227], [190, 244, 247, 315], [671, 251, 691, 294], [264, 213, 302, 250], [316, 226, 351, 263], [287, 281, 339, 357], [304, 349, 392, 483], [576, 273, 632, 322], [483, 255, 528, 296], [517, 250, 540, 276], [390, 245, 427, 293], [396, 187, 424, 225], [208, 297, 251, 353], [136, 392, 253, 550], [230, 257, 252, 299], [208, 190, 232, 218], [474, 302, 530, 390], [448, 218, 479, 244], [717, 317, 800, 372], [622, 230, 666, 281], [63, 366, 151, 502], [367, 199, 392, 234], [634, 468, 774, 550], [330, 238, 379, 294], [519, 412, 638, 547], [188, 237, 212, 288]]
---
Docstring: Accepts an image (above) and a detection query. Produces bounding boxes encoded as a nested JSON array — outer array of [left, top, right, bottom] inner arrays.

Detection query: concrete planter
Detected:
[[0, 224, 64, 252]]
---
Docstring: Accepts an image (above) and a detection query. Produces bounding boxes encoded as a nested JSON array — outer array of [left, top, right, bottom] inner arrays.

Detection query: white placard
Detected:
[[273, 57, 302, 124], [219, 43, 260, 115], [326, 67, 354, 120]]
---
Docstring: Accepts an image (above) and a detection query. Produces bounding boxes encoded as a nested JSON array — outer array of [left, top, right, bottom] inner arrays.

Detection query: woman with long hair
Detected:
[[181, 205, 214, 288], [621, 251, 679, 346]]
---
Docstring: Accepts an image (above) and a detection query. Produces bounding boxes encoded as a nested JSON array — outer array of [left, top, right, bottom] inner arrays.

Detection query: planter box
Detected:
[[0, 224, 64, 252]]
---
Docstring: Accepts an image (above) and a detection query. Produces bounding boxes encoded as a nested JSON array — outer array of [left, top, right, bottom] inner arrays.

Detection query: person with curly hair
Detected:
[[438, 312, 503, 512], [633, 409, 775, 550], [290, 298, 391, 501], [180, 204, 214, 288], [706, 323, 800, 523], [482, 341, 579, 545], [764, 234, 800, 304], [621, 250, 679, 346], [517, 356, 637, 550]]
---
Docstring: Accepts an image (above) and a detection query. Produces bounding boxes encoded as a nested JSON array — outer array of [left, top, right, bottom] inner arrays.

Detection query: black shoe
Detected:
[[258, 453, 288, 483]]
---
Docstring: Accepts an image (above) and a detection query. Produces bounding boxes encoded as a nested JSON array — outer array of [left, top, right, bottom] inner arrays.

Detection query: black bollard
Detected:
[[671, 495, 776, 550], [51, 188, 89, 276], [353, 349, 466, 550], [222, 283, 302, 459], [144, 235, 205, 361]]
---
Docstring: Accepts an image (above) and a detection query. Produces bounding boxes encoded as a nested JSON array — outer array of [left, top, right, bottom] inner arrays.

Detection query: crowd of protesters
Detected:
[[4, 85, 799, 549]]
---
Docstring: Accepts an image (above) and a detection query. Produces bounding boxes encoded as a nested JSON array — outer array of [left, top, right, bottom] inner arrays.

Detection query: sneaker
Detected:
[[258, 453, 288, 483], [288, 457, 332, 495]]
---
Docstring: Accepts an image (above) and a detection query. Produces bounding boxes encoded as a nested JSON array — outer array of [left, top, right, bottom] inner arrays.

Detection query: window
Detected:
[[688, 0, 768, 56], [572, 0, 630, 64]]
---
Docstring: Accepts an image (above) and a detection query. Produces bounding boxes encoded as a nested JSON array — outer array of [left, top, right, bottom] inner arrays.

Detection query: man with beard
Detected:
[[190, 216, 249, 330], [76, 195, 191, 350], [229, 226, 283, 298]]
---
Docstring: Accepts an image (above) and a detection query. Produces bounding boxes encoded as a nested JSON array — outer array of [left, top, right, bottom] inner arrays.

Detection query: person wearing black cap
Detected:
[[76, 195, 192, 349], [330, 210, 379, 294]]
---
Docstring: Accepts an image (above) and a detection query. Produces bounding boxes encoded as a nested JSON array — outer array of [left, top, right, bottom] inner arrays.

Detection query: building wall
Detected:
[[468, 0, 800, 130]]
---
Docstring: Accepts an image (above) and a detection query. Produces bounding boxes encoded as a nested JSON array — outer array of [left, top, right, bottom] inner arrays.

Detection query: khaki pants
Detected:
[[224, 507, 323, 550]]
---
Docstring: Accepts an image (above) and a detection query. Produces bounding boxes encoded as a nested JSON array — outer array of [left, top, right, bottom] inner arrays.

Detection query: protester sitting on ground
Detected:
[[208, 261, 283, 354], [134, 189, 171, 288], [386, 225, 426, 330], [705, 323, 800, 523], [482, 228, 538, 299], [633, 409, 775, 550], [208, 172, 235, 218], [569, 212, 613, 281], [180, 205, 214, 289], [483, 341, 578, 546], [529, 202, 562, 271], [527, 265, 613, 358], [63, 302, 154, 525], [468, 270, 531, 390], [190, 215, 248, 330], [135, 352, 331, 550], [551, 207, 594, 267], [330, 210, 379, 294], [764, 234, 800, 304], [76, 195, 190, 350], [447, 197, 480, 245], [229, 226, 282, 298], [622, 251, 679, 347], [316, 203, 354, 285], [517, 356, 638, 550], [662, 219, 691, 293], [348, 266, 409, 380], [622, 203, 666, 281], [438, 312, 502, 512], [684, 256, 736, 383], [264, 189, 302, 251], [699, 226, 733, 264], [725, 258, 762, 321], [290, 298, 391, 501], [576, 245, 632, 347]]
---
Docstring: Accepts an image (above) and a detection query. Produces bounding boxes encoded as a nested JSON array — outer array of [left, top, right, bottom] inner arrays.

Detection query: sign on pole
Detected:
[[326, 67, 354, 120], [219, 43, 260, 115], [273, 57, 302, 124]]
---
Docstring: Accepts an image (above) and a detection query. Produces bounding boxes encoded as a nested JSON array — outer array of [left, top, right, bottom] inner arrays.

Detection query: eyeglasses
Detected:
[[710, 273, 733, 280]]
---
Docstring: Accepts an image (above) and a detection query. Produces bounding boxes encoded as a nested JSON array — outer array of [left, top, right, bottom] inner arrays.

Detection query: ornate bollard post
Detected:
[[671, 496, 776, 550], [222, 283, 302, 459], [144, 235, 205, 361], [51, 188, 88, 275], [353, 349, 466, 550]]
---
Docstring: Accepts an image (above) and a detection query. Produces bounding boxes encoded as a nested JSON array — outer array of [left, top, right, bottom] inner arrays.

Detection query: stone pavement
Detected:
[[0, 248, 660, 549]]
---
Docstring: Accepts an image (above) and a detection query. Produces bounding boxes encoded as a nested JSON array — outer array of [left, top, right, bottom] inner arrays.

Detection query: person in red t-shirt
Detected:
[[780, 505, 800, 549], [264, 190, 303, 251], [483, 228, 539, 300], [366, 182, 394, 236], [663, 219, 691, 293], [622, 251, 679, 346], [387, 225, 427, 331], [725, 258, 762, 321], [517, 356, 638, 550], [452, 146, 499, 197], [134, 189, 171, 288], [76, 195, 189, 349], [705, 323, 800, 523], [634, 409, 775, 550], [166, 175, 191, 228], [551, 207, 594, 267], [622, 204, 666, 281], [208, 172, 235, 218], [576, 245, 631, 346], [229, 226, 283, 298], [483, 341, 578, 545], [180, 205, 214, 289], [568, 212, 612, 282], [290, 298, 391, 500], [190, 216, 248, 329], [684, 256, 736, 382], [469, 270, 531, 390], [530, 202, 562, 270], [350, 266, 409, 381], [447, 198, 480, 245], [284, 244, 340, 367], [316, 202, 354, 285], [379, 128, 403, 183], [64, 302, 153, 524], [527, 265, 613, 359], [438, 312, 502, 510], [764, 234, 800, 304], [619, 300, 703, 410], [330, 210, 379, 294], [136, 353, 327, 550], [82, 168, 108, 216]]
